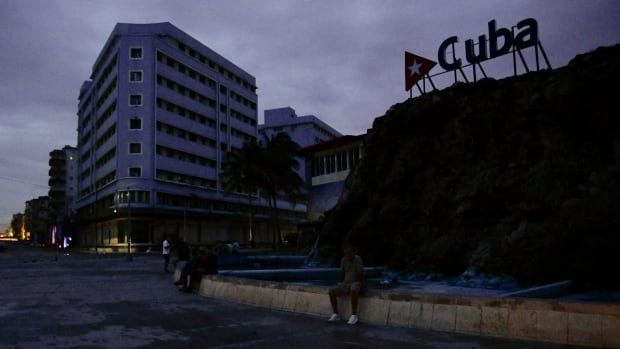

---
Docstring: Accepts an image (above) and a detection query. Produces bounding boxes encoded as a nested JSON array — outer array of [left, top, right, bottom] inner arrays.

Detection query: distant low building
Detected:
[[24, 196, 50, 244], [259, 107, 342, 181], [259, 107, 341, 147], [10, 213, 25, 240], [300, 135, 364, 221]]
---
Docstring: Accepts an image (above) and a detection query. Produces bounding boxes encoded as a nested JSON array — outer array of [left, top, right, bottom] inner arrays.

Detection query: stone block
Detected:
[[295, 292, 330, 315], [455, 305, 481, 334], [198, 280, 217, 298], [173, 268, 181, 283], [213, 282, 226, 299], [410, 302, 433, 329], [537, 310, 568, 344], [507, 309, 537, 340], [358, 298, 389, 325], [237, 285, 259, 305], [304, 292, 332, 316], [600, 314, 620, 348], [230, 284, 246, 302], [337, 297, 351, 318], [568, 312, 602, 347], [388, 301, 412, 327], [214, 282, 232, 300], [282, 290, 299, 312], [431, 304, 456, 332], [254, 287, 274, 308], [270, 289, 287, 310], [294, 291, 312, 314], [481, 306, 509, 337], [226, 283, 242, 301]]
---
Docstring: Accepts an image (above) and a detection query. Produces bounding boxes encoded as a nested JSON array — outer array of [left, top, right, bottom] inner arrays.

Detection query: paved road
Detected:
[[0, 244, 588, 349]]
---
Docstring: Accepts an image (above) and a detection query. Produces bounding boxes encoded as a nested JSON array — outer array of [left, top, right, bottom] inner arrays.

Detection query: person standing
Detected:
[[162, 237, 171, 273]]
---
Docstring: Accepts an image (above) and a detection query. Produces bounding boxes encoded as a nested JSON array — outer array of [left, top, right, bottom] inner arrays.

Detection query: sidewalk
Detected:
[[0, 245, 589, 348]]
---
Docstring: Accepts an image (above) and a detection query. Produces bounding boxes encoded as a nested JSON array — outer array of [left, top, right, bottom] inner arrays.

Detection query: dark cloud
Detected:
[[1, 0, 619, 227]]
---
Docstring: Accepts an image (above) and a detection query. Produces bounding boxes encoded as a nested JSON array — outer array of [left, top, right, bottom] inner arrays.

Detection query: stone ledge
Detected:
[[196, 274, 620, 348]]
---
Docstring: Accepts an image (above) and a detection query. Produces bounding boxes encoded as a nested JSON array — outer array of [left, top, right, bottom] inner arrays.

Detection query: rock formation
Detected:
[[320, 45, 620, 288]]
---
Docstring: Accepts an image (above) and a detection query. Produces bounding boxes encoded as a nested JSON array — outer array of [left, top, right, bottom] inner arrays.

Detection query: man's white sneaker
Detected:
[[347, 315, 359, 325], [328, 313, 341, 322]]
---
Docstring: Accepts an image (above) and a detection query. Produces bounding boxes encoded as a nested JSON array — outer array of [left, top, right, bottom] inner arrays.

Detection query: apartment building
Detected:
[[48, 145, 78, 217], [75, 22, 303, 250]]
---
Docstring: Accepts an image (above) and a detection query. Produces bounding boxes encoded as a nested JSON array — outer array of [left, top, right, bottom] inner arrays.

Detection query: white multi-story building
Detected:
[[75, 22, 304, 250]]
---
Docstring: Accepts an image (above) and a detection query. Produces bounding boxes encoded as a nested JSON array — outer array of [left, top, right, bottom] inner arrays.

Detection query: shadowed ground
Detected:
[[0, 244, 590, 348]]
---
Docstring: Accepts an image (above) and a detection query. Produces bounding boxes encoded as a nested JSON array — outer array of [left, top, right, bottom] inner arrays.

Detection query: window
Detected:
[[129, 167, 141, 177], [129, 70, 143, 83], [328, 154, 336, 174], [129, 117, 142, 130], [129, 142, 142, 154], [129, 47, 143, 59], [336, 152, 343, 172], [129, 94, 142, 106], [118, 190, 150, 204]]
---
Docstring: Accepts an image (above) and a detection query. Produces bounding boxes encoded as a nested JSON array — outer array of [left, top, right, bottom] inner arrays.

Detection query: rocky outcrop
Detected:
[[320, 45, 620, 288]]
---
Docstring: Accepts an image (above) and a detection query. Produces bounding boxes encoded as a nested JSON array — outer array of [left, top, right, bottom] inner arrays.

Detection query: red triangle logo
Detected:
[[405, 51, 437, 91]]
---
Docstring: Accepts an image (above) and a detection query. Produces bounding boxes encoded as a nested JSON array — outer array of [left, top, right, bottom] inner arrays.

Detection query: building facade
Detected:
[[10, 213, 25, 240], [75, 22, 304, 250], [300, 135, 364, 221], [259, 107, 342, 181], [48, 145, 78, 245], [49, 146, 78, 217], [259, 107, 342, 148], [24, 196, 50, 244]]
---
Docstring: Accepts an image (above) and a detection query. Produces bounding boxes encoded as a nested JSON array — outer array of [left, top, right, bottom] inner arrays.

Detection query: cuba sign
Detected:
[[438, 18, 538, 71]]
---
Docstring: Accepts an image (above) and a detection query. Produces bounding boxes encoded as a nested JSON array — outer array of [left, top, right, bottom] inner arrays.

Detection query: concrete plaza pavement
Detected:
[[0, 244, 590, 349]]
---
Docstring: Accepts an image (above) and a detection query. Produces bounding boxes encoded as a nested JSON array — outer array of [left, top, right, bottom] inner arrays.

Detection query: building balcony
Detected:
[[229, 98, 257, 119], [49, 152, 65, 166], [156, 133, 218, 160], [156, 85, 215, 119], [157, 108, 218, 140], [49, 194, 65, 203], [229, 117, 257, 139], [48, 168, 65, 178], [157, 64, 217, 100], [96, 87, 117, 117], [156, 155, 217, 179], [48, 178, 66, 187]]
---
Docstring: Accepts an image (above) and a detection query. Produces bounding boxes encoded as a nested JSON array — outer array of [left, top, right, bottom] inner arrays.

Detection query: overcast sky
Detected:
[[0, 0, 619, 230]]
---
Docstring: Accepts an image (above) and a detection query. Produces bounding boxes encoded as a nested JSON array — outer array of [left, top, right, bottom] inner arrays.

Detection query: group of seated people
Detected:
[[169, 240, 367, 325], [173, 244, 219, 292]]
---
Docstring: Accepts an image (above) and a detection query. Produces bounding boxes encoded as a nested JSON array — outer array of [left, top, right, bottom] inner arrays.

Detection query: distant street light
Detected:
[[115, 190, 132, 262], [126, 190, 132, 262]]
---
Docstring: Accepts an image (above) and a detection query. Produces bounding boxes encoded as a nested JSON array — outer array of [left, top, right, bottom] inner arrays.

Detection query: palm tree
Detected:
[[221, 141, 264, 243], [261, 132, 304, 249]]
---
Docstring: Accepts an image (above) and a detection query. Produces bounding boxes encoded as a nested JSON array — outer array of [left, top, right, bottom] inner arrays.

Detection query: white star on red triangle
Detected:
[[408, 59, 423, 77]]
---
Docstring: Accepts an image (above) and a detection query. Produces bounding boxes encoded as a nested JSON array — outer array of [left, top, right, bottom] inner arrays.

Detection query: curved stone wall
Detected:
[[197, 275, 620, 348]]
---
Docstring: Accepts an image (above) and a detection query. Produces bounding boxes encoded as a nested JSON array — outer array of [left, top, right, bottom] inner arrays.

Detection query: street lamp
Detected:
[[125, 190, 132, 262], [183, 197, 187, 241], [175, 175, 187, 241]]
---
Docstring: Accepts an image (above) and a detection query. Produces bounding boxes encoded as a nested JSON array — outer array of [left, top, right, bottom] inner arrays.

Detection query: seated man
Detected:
[[328, 243, 365, 325], [174, 249, 200, 288], [178, 246, 218, 291]]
